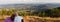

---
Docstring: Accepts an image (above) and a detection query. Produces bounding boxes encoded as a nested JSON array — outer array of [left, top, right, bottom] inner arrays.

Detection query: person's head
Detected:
[[10, 14, 16, 21], [10, 12, 18, 21]]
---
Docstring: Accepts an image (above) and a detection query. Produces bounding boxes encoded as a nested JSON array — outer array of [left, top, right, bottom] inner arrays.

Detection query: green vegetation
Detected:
[[38, 7, 60, 17], [0, 7, 60, 18], [0, 8, 29, 16]]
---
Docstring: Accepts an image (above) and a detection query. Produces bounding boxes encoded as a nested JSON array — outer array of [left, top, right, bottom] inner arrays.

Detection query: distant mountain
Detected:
[[0, 3, 60, 11]]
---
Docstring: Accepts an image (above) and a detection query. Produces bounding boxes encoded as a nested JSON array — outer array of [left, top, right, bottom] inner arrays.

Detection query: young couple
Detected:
[[4, 12, 23, 22]]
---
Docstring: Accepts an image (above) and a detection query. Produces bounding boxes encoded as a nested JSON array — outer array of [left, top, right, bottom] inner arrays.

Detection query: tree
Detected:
[[44, 9, 52, 17], [1, 8, 7, 19], [11, 9, 17, 12], [38, 11, 45, 17], [7, 10, 13, 15]]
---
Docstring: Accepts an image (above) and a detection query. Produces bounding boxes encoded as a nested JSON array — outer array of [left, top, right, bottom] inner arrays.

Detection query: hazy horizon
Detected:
[[0, 0, 60, 5]]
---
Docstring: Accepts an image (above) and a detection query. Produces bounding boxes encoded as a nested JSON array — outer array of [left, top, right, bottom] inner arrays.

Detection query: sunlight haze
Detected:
[[0, 0, 60, 4]]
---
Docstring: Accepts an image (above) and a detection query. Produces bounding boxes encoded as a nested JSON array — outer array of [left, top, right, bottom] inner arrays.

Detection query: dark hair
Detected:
[[21, 19, 23, 22], [10, 14, 15, 21]]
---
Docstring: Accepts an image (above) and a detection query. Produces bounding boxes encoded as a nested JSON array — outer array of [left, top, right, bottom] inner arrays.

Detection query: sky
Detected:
[[0, 0, 60, 4]]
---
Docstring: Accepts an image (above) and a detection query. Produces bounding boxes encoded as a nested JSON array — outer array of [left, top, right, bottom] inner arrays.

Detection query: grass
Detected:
[[24, 16, 60, 22], [0, 16, 60, 22]]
